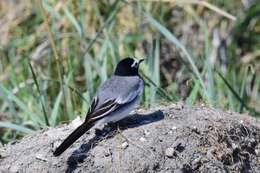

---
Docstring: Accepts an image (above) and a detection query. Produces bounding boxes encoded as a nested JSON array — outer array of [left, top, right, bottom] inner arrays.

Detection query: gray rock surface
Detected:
[[0, 104, 260, 173]]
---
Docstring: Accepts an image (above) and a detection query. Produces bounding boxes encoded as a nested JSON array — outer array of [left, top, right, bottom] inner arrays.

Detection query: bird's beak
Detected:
[[138, 59, 144, 64]]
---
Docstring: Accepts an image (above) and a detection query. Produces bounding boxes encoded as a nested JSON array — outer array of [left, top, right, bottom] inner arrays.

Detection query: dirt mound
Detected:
[[0, 104, 259, 173]]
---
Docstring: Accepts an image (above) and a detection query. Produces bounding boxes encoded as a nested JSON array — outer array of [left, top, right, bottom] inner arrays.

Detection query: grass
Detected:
[[0, 0, 259, 143]]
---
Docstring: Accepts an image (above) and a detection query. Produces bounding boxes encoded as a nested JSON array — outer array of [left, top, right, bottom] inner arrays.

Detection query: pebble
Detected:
[[139, 137, 147, 142], [104, 151, 111, 157], [171, 126, 177, 130], [231, 143, 238, 150], [191, 126, 200, 134], [255, 144, 260, 156], [173, 102, 184, 110], [121, 142, 129, 149], [144, 129, 150, 136], [192, 157, 202, 166], [255, 149, 259, 156], [35, 153, 47, 162], [165, 147, 175, 158]]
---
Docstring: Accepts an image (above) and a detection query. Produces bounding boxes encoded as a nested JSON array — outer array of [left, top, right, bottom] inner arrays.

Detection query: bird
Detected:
[[53, 57, 144, 156]]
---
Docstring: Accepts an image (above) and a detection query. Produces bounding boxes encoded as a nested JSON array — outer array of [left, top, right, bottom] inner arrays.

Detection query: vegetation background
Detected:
[[0, 0, 259, 144]]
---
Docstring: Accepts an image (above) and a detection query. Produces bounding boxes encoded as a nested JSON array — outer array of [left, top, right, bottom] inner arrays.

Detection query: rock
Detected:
[[35, 153, 47, 162], [139, 137, 146, 142], [144, 129, 150, 136], [165, 147, 175, 158], [121, 142, 128, 149], [0, 104, 259, 172], [171, 126, 177, 130], [172, 102, 184, 110]]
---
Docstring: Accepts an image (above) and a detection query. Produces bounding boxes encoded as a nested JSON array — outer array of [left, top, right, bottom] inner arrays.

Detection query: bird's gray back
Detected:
[[96, 75, 142, 106]]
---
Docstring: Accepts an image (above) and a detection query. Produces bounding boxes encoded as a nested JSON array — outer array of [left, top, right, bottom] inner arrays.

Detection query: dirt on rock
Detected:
[[0, 103, 260, 173]]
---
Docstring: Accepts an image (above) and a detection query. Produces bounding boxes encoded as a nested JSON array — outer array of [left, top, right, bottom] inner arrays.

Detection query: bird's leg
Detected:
[[116, 124, 122, 133]]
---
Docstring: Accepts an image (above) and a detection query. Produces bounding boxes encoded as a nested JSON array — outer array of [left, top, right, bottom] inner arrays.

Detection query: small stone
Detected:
[[191, 126, 200, 134], [192, 157, 202, 168], [104, 151, 110, 157], [35, 153, 47, 162], [53, 141, 61, 149], [139, 137, 146, 142], [172, 126, 177, 130], [121, 142, 129, 149], [165, 147, 175, 158], [174, 102, 184, 110], [255, 149, 259, 156], [231, 143, 238, 149], [144, 129, 150, 136], [175, 143, 185, 152], [255, 144, 260, 156], [166, 112, 174, 118]]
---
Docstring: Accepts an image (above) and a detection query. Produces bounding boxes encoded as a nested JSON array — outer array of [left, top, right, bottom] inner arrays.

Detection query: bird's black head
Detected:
[[114, 57, 144, 76]]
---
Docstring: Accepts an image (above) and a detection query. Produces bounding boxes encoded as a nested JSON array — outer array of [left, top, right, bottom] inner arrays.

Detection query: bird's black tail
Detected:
[[53, 122, 94, 156]]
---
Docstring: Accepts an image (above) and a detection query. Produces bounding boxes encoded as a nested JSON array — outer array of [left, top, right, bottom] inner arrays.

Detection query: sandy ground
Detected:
[[0, 103, 260, 173]]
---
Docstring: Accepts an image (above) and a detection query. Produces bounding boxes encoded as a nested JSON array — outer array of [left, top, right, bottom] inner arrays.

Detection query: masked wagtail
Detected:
[[53, 57, 144, 156]]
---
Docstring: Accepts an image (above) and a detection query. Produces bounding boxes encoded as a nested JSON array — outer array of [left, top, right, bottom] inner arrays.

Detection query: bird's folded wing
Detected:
[[87, 98, 119, 122], [86, 82, 142, 122]]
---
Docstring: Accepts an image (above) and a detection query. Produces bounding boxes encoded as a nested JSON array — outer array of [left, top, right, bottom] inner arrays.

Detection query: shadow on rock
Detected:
[[66, 110, 164, 173]]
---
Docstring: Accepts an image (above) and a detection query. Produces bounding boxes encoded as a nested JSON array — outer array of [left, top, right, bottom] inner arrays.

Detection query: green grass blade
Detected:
[[0, 84, 42, 125], [98, 38, 109, 82], [145, 37, 161, 104], [63, 6, 83, 37], [218, 71, 260, 116], [84, 0, 121, 53], [141, 72, 174, 102], [28, 62, 50, 126], [145, 13, 209, 102], [186, 79, 200, 105], [49, 90, 63, 126], [0, 84, 31, 114], [0, 121, 34, 134]]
